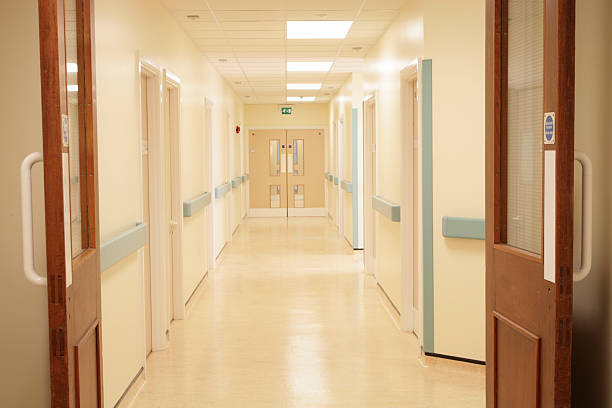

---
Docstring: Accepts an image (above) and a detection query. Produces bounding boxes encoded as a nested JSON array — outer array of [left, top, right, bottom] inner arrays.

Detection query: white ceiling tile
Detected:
[[221, 21, 286, 30], [164, 0, 404, 103], [171, 10, 215, 22], [362, 0, 408, 10], [161, 0, 212, 10], [214, 10, 285, 21], [285, 10, 356, 20], [206, 0, 287, 10], [286, 0, 362, 10]]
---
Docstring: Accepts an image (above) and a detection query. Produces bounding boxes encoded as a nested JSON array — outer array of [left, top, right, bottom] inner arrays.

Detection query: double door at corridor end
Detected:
[[249, 129, 325, 217]]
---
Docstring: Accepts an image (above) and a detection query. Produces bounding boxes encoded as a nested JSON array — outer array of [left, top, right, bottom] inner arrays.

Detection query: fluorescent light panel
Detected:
[[67, 63, 78, 73], [287, 96, 315, 102], [67, 84, 78, 92], [287, 21, 353, 39], [287, 61, 333, 72], [287, 83, 322, 90]]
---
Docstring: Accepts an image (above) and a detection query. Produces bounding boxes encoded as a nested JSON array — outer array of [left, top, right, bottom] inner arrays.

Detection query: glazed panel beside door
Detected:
[[485, 0, 575, 407], [38, 0, 103, 406]]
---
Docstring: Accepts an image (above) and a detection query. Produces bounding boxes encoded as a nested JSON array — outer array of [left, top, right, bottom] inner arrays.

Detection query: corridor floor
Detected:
[[132, 217, 485, 407]]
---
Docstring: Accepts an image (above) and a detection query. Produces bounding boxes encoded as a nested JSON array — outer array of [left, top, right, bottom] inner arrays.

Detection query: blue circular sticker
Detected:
[[544, 115, 554, 142]]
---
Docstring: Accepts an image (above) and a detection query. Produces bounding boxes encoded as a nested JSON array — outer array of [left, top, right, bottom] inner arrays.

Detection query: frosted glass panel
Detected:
[[270, 185, 281, 208], [269, 140, 280, 176], [293, 139, 304, 176], [506, 0, 543, 254], [66, 0, 84, 258]]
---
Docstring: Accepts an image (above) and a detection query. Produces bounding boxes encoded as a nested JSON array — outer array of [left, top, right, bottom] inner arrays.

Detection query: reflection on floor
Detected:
[[132, 217, 485, 407]]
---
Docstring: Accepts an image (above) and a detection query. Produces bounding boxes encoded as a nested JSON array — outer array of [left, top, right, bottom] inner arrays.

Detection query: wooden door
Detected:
[[485, 0, 575, 407], [249, 130, 288, 215], [38, 0, 103, 406], [287, 129, 325, 214]]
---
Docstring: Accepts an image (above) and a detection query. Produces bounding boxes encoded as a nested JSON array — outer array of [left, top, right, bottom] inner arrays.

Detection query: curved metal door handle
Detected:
[[20, 152, 47, 286], [574, 151, 592, 282]]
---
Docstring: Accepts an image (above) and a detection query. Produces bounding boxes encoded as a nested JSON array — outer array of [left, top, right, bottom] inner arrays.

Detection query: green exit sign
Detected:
[[281, 106, 293, 115]]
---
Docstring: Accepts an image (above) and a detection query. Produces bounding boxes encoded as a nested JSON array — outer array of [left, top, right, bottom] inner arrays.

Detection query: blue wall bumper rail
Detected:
[[333, 176, 339, 185], [241, 174, 248, 182], [215, 182, 231, 198], [442, 216, 485, 240], [340, 179, 353, 193], [327, 173, 334, 182], [101, 223, 148, 272], [372, 195, 401, 222], [183, 192, 212, 217], [231, 177, 242, 188]]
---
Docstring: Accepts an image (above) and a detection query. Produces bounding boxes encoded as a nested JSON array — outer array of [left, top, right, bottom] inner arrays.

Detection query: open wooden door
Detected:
[[38, 0, 103, 406], [485, 0, 575, 406]]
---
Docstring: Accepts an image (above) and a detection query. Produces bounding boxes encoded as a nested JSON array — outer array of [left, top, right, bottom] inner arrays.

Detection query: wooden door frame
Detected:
[[363, 94, 377, 277], [400, 62, 420, 334], [163, 69, 184, 321], [137, 58, 168, 352]]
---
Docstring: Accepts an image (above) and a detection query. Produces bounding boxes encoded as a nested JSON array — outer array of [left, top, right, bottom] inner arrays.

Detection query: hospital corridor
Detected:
[[1, 0, 611, 407]]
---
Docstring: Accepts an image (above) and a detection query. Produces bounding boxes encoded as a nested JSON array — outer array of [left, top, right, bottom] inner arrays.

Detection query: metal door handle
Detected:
[[20, 152, 46, 286], [574, 151, 592, 282]]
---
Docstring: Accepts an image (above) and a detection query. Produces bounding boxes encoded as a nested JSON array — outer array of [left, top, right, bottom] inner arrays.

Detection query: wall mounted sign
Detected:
[[281, 106, 293, 115], [544, 112, 555, 144]]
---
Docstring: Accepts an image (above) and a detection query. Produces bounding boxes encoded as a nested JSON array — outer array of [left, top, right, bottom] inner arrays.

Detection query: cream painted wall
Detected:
[[245, 104, 329, 128], [572, 0, 612, 405], [95, 0, 243, 405], [364, 2, 424, 313], [0, 1, 50, 406], [330, 79, 355, 245], [423, 0, 486, 361]]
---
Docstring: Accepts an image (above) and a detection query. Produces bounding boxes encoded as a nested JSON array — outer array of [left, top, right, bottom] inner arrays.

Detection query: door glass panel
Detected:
[[269, 139, 280, 176], [294, 184, 304, 208], [505, 0, 543, 255], [293, 139, 304, 176], [66, 0, 86, 258], [270, 185, 281, 208]]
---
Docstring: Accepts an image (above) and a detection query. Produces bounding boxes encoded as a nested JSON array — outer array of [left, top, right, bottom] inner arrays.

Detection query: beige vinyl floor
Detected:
[[132, 217, 485, 407]]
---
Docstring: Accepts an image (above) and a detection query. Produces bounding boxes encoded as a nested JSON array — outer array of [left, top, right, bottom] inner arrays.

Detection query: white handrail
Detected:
[[574, 151, 592, 282], [20, 152, 46, 286]]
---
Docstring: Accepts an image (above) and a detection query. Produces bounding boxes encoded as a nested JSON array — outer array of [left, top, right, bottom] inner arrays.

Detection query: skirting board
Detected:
[[114, 367, 145, 408], [248, 208, 287, 217], [288, 208, 326, 217]]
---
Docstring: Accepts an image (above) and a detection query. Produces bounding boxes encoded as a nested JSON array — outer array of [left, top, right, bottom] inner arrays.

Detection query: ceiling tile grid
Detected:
[[160, 0, 406, 104]]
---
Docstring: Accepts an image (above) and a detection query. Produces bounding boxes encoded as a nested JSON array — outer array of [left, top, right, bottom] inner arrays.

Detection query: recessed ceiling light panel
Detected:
[[287, 61, 333, 72], [287, 83, 322, 90], [287, 21, 353, 39], [67, 62, 78, 73], [287, 96, 315, 102]]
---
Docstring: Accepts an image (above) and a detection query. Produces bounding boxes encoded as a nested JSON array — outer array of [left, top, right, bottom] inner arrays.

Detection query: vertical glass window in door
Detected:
[[270, 185, 281, 208], [505, 0, 543, 254], [294, 185, 305, 208], [269, 139, 280, 176], [293, 139, 304, 176], [66, 0, 86, 257]]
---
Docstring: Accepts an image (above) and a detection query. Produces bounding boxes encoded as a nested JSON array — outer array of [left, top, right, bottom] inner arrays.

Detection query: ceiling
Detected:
[[160, 0, 407, 104]]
